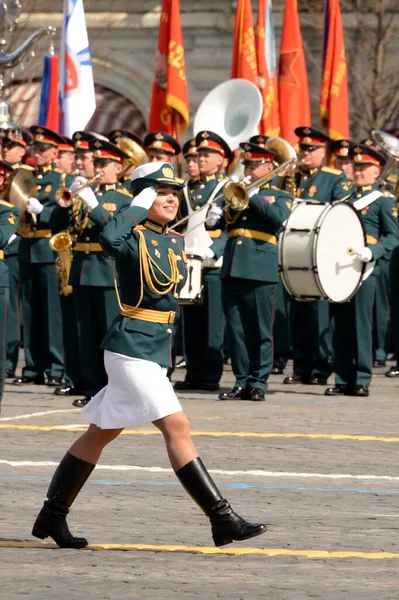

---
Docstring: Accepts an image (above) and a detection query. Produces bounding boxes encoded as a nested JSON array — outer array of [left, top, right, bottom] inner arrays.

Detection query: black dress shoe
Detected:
[[201, 382, 220, 391], [13, 374, 45, 385], [324, 384, 349, 396], [174, 380, 203, 390], [46, 377, 63, 387], [54, 385, 85, 397], [271, 367, 284, 375], [373, 360, 386, 368], [348, 385, 369, 397], [308, 376, 328, 385], [248, 388, 265, 401], [5, 369, 15, 379], [283, 373, 306, 384], [175, 358, 186, 369], [218, 386, 246, 400], [385, 367, 399, 378], [72, 397, 91, 408]]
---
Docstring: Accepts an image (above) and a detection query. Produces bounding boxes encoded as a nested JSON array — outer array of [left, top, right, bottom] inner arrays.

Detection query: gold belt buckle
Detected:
[[168, 311, 176, 324], [83, 243, 91, 254]]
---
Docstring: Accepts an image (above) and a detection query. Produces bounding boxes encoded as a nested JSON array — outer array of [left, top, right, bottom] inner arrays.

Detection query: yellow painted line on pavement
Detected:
[[0, 423, 398, 443], [0, 540, 399, 559]]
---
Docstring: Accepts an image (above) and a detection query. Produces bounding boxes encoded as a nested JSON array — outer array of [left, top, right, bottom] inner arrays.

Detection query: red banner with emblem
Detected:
[[320, 0, 349, 139], [149, 0, 189, 136], [231, 0, 258, 85], [278, 0, 311, 146], [255, 0, 279, 135]]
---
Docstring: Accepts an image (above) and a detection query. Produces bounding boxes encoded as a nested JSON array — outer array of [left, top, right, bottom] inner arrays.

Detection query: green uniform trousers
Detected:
[[73, 286, 119, 398], [273, 280, 291, 370], [4, 254, 21, 374], [182, 267, 224, 385], [222, 279, 276, 392], [60, 294, 83, 388], [389, 247, 399, 368], [289, 300, 332, 380], [0, 287, 9, 410], [20, 261, 64, 379], [372, 257, 390, 363], [331, 276, 375, 387]]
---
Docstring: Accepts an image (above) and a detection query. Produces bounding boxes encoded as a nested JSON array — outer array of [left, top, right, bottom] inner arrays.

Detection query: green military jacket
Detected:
[[350, 184, 399, 265], [180, 173, 228, 260], [50, 182, 132, 287], [18, 164, 74, 264], [221, 185, 293, 283], [277, 166, 350, 203], [0, 199, 19, 286], [99, 207, 187, 368]]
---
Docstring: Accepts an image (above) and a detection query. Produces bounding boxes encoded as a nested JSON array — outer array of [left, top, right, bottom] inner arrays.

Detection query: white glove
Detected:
[[206, 205, 223, 227], [27, 197, 43, 215], [130, 186, 157, 209], [356, 247, 373, 263], [248, 186, 260, 199], [79, 186, 99, 210], [70, 176, 87, 191], [197, 247, 215, 260]]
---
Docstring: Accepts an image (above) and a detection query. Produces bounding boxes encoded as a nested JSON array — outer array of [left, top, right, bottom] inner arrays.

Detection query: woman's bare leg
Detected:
[[69, 424, 124, 464], [153, 411, 198, 471]]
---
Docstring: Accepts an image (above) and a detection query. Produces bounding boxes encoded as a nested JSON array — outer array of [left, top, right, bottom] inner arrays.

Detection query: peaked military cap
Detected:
[[182, 138, 198, 158], [72, 131, 99, 151], [295, 126, 330, 148], [3, 128, 31, 148], [350, 144, 386, 168], [0, 159, 13, 177], [249, 135, 269, 147], [29, 125, 65, 148], [130, 162, 184, 195], [58, 136, 74, 153], [89, 138, 130, 163], [330, 139, 354, 157], [195, 130, 232, 161], [143, 131, 181, 156], [239, 141, 277, 164], [108, 129, 144, 147]]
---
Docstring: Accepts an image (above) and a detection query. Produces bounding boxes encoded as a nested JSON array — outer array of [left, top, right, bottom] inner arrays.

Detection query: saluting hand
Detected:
[[130, 186, 157, 210]]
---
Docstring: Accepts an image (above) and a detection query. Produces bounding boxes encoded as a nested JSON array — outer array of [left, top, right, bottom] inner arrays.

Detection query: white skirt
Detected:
[[81, 350, 183, 429]]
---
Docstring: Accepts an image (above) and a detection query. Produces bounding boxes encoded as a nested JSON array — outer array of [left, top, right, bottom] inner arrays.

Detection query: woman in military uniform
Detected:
[[32, 162, 265, 550]]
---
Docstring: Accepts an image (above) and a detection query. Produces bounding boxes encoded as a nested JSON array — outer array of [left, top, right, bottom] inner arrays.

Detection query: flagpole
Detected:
[[174, 110, 183, 179]]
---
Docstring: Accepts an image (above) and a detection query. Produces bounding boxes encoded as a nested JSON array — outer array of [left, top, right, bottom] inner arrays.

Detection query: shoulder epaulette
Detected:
[[270, 185, 292, 196], [168, 229, 183, 237], [0, 199, 14, 208], [116, 188, 132, 197], [321, 166, 342, 176], [134, 225, 146, 231], [54, 168, 65, 174], [18, 164, 34, 171]]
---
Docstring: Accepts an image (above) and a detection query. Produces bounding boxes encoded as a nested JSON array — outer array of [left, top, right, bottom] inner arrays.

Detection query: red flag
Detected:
[[231, 0, 258, 85], [320, 0, 349, 139], [255, 0, 279, 135], [149, 0, 189, 137], [278, 0, 311, 146]]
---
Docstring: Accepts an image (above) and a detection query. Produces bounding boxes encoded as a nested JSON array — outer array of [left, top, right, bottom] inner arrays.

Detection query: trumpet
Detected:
[[55, 174, 101, 208]]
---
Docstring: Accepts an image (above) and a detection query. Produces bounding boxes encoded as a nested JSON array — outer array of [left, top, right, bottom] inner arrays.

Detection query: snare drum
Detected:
[[179, 254, 203, 305], [278, 201, 368, 303]]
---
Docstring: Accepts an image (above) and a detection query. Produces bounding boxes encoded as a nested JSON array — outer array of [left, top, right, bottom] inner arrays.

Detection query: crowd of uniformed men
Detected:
[[0, 120, 398, 407]]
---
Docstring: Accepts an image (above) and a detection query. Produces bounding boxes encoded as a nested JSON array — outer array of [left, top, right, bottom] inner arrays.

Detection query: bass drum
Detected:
[[278, 201, 369, 303], [179, 254, 203, 305]]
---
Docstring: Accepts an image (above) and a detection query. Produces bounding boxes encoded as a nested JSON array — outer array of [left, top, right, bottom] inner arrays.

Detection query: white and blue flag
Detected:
[[59, 0, 96, 136]]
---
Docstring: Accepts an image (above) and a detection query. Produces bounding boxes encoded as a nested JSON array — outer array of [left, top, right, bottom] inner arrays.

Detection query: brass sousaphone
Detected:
[[3, 168, 38, 234]]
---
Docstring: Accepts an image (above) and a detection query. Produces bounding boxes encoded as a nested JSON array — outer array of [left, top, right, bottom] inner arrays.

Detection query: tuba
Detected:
[[117, 136, 148, 178], [371, 130, 399, 196]]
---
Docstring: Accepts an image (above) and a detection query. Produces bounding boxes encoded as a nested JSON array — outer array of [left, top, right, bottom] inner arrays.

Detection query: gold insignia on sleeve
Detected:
[[8, 213, 16, 225], [286, 201, 292, 210], [342, 182, 350, 190], [392, 207, 398, 218]]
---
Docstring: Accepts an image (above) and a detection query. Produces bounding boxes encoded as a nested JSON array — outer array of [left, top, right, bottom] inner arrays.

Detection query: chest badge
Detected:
[[155, 249, 161, 259], [151, 239, 159, 246], [308, 185, 317, 197]]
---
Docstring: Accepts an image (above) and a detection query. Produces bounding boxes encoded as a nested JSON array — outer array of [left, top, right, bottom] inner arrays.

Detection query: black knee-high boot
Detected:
[[32, 452, 95, 548], [176, 457, 266, 547]]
